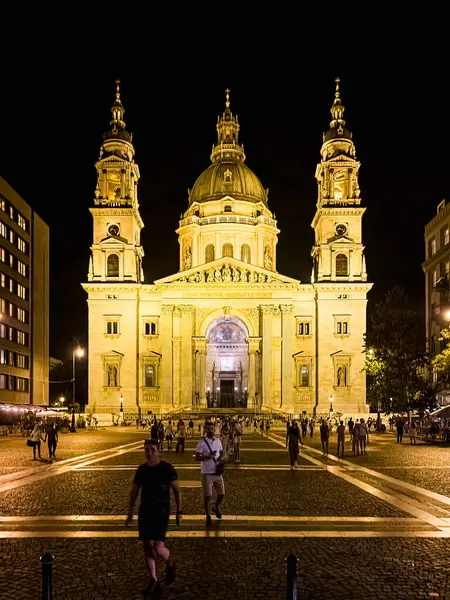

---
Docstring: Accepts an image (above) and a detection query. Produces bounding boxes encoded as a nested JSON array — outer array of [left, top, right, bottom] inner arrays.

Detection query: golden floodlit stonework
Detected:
[[82, 80, 372, 423]]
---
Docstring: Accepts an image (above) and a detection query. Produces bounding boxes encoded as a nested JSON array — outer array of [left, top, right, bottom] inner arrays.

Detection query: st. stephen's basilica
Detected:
[[83, 81, 372, 423]]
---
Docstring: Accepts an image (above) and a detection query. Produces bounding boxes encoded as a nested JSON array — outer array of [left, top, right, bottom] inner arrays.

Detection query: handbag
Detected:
[[203, 436, 225, 476], [27, 439, 34, 447]]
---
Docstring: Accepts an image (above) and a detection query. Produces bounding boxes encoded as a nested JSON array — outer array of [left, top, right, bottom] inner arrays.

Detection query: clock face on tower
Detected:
[[335, 223, 347, 236], [108, 224, 120, 236]]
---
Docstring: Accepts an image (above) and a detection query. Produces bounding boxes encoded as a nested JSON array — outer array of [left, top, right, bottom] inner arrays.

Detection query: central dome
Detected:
[[189, 159, 268, 206]]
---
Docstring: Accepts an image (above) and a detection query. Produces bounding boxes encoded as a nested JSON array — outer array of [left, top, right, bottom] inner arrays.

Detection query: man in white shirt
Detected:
[[196, 422, 225, 526]]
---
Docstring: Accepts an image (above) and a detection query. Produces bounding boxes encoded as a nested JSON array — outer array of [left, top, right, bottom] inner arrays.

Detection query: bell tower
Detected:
[[311, 78, 367, 283], [88, 81, 144, 283]]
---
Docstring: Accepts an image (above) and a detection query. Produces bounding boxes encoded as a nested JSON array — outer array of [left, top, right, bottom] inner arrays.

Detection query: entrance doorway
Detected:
[[220, 380, 235, 408]]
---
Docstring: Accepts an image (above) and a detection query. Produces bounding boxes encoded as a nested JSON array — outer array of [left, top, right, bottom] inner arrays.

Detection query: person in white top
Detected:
[[195, 422, 225, 526], [29, 424, 43, 460]]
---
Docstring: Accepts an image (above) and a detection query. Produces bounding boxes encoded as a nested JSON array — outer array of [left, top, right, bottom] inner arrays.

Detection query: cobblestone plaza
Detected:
[[1, 428, 450, 598]]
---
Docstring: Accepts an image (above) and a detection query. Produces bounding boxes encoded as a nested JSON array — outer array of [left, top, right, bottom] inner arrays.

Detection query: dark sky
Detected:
[[0, 47, 447, 372]]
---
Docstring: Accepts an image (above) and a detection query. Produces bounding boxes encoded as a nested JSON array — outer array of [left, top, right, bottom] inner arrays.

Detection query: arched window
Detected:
[[241, 244, 251, 264], [335, 253, 348, 276], [107, 254, 119, 277], [205, 244, 215, 263], [222, 243, 233, 258], [145, 364, 156, 387], [300, 365, 310, 387]]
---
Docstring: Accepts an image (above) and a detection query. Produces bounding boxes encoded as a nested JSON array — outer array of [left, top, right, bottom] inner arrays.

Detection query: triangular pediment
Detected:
[[98, 235, 129, 245], [154, 256, 300, 286], [327, 234, 356, 244], [326, 154, 357, 163], [102, 350, 124, 358]]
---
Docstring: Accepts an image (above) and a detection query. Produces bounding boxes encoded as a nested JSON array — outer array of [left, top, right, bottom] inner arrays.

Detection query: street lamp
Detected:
[[120, 394, 124, 424], [71, 346, 85, 432], [329, 395, 333, 416]]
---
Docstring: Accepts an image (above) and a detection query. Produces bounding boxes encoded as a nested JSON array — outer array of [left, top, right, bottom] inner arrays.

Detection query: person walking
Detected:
[[233, 419, 242, 464], [150, 420, 158, 440], [157, 420, 165, 451], [348, 417, 354, 442], [285, 420, 291, 449], [301, 419, 307, 438], [396, 418, 404, 443], [359, 418, 368, 455], [221, 421, 231, 462], [336, 420, 345, 457], [409, 420, 417, 445], [45, 422, 58, 460], [352, 419, 361, 455], [288, 420, 303, 469], [176, 420, 185, 453], [165, 420, 173, 450], [320, 420, 330, 455], [29, 424, 43, 460], [196, 422, 225, 526], [188, 419, 194, 437], [309, 418, 314, 438], [126, 439, 181, 596]]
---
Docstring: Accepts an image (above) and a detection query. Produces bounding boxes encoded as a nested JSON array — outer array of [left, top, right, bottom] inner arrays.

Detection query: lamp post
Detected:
[[120, 394, 124, 424], [71, 346, 84, 432], [329, 395, 333, 417]]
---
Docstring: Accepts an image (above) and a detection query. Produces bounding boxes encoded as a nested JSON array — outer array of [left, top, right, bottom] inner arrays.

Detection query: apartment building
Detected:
[[0, 177, 49, 405]]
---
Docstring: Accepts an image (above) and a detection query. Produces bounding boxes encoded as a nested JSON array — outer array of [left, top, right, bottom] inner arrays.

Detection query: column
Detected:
[[247, 337, 261, 409], [280, 305, 293, 410], [160, 305, 173, 408], [261, 305, 274, 408], [180, 306, 194, 407], [172, 306, 182, 406], [193, 337, 207, 407], [271, 307, 282, 407]]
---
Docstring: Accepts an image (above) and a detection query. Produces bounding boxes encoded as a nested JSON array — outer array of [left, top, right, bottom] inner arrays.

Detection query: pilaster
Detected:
[[261, 305, 274, 407], [280, 305, 293, 409]]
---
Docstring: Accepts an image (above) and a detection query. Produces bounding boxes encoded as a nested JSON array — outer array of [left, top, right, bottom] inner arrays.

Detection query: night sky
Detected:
[[0, 51, 447, 378]]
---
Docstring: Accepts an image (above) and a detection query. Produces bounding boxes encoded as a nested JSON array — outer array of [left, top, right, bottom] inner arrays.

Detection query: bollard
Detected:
[[41, 552, 53, 600], [285, 552, 298, 600]]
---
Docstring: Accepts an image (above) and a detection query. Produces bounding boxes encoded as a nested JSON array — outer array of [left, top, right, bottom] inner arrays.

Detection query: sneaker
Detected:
[[206, 514, 212, 526], [143, 578, 160, 597], [165, 560, 177, 585], [213, 505, 222, 520]]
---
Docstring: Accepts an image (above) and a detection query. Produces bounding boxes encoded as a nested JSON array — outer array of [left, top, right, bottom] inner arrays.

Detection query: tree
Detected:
[[365, 286, 434, 415], [432, 327, 450, 386]]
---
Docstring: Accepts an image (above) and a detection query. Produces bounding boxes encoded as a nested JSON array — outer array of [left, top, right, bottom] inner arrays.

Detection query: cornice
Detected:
[[313, 282, 373, 293]]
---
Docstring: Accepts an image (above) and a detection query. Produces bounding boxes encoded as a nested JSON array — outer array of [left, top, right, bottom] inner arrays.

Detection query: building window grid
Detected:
[[144, 321, 157, 336], [106, 321, 119, 335]]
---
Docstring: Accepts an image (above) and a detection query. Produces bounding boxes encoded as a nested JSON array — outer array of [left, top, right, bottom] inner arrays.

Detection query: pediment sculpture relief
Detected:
[[175, 263, 280, 284]]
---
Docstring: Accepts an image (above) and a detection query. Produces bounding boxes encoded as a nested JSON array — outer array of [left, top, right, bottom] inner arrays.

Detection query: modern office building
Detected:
[[0, 177, 49, 405], [423, 199, 450, 405]]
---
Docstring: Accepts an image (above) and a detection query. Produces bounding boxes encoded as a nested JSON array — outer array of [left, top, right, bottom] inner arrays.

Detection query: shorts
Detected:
[[166, 435, 173, 441], [138, 509, 170, 541], [201, 474, 225, 497]]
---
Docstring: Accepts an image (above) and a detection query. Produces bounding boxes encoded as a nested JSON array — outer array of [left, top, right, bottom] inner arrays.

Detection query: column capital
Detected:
[[246, 337, 262, 353], [280, 304, 293, 314], [161, 304, 174, 315], [260, 304, 276, 315], [193, 336, 208, 353]]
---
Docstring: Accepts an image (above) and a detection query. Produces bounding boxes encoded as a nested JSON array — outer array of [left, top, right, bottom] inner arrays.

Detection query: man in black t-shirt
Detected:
[[126, 439, 182, 596]]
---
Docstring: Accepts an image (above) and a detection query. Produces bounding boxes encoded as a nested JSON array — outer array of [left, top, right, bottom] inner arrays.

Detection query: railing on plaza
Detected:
[[285, 553, 299, 599], [41, 552, 53, 600]]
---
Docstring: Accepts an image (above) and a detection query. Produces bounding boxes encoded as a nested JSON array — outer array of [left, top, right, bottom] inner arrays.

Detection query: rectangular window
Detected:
[[0, 222, 7, 238], [17, 307, 26, 322], [17, 330, 26, 345], [17, 214, 27, 231], [0, 248, 5, 262], [0, 324, 5, 338], [106, 321, 119, 335], [8, 351, 14, 366], [432, 269, 437, 288], [335, 319, 350, 335], [297, 319, 312, 336], [16, 353, 28, 369], [9, 278, 14, 293], [0, 374, 6, 389], [0, 297, 5, 313], [17, 237, 27, 253], [8, 302, 13, 317], [9, 206, 13, 220], [0, 273, 5, 287], [0, 349, 5, 364], [144, 321, 157, 335], [0, 197, 5, 212], [430, 238, 437, 257], [17, 284, 27, 300], [9, 254, 13, 268], [17, 261, 26, 277], [9, 230, 14, 244], [8, 375, 14, 390], [298, 323, 304, 335], [16, 377, 28, 392]]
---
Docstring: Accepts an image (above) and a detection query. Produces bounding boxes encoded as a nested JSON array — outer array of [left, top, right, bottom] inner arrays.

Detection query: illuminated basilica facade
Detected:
[[83, 81, 372, 422]]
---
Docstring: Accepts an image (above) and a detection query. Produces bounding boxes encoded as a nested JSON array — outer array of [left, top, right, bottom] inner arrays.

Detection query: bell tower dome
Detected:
[[88, 81, 145, 283], [177, 90, 279, 272]]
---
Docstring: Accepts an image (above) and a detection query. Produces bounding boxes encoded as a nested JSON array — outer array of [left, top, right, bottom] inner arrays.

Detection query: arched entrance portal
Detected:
[[206, 318, 249, 408]]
